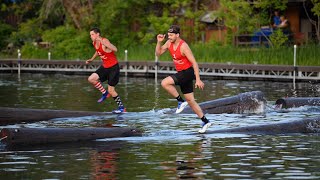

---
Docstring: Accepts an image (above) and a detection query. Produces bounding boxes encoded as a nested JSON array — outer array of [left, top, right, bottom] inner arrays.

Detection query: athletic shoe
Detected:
[[112, 106, 126, 114], [175, 101, 188, 114], [97, 92, 110, 103], [198, 121, 212, 133]]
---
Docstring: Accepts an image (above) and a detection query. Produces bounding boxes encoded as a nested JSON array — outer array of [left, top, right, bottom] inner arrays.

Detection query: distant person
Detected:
[[86, 27, 126, 114], [272, 10, 281, 29], [278, 15, 291, 34], [155, 25, 211, 133]]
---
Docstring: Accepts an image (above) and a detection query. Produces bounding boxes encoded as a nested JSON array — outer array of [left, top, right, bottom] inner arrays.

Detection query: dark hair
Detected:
[[168, 25, 180, 34], [90, 27, 101, 34]]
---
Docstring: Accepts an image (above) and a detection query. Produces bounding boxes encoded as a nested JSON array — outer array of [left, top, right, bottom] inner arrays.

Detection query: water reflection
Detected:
[[1, 133, 320, 179], [90, 142, 123, 180]]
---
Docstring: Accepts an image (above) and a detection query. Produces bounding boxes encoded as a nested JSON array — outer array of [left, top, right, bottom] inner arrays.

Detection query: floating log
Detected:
[[166, 91, 266, 114], [0, 107, 109, 125], [0, 127, 142, 146], [275, 97, 320, 109], [204, 116, 320, 135], [0, 91, 265, 125]]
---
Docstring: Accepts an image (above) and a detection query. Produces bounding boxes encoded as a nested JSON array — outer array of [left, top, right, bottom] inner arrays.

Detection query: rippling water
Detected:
[[0, 73, 320, 179]]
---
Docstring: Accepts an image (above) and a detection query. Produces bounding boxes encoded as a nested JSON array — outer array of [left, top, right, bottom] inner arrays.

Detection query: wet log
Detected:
[[166, 91, 266, 114], [0, 127, 142, 146], [0, 107, 108, 125], [275, 97, 320, 109], [204, 116, 320, 135]]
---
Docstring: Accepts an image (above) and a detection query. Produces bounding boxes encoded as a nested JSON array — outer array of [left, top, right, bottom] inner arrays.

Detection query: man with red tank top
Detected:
[[155, 25, 211, 133], [86, 27, 126, 114]]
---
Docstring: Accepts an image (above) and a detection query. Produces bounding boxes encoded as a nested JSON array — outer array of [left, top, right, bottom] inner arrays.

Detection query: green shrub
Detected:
[[42, 26, 92, 60], [269, 29, 288, 48], [21, 43, 48, 59], [0, 22, 14, 51]]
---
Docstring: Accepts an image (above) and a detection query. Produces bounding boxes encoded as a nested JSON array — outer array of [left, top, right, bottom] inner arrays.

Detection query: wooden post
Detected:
[[155, 54, 158, 81], [17, 49, 21, 76], [125, 50, 128, 77], [293, 44, 297, 89]]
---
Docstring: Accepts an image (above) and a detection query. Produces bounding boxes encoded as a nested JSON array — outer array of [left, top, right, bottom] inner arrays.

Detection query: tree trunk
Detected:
[[61, 0, 92, 29]]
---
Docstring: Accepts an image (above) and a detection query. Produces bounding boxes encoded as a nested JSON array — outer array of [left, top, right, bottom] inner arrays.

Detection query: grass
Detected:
[[1, 44, 319, 66], [117, 43, 319, 66], [190, 43, 319, 66]]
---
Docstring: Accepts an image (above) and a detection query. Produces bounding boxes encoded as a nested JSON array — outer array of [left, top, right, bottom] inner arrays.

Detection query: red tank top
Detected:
[[168, 40, 192, 72], [93, 38, 118, 68]]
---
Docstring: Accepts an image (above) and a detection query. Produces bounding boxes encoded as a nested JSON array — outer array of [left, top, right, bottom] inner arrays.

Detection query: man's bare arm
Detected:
[[101, 38, 117, 52], [181, 44, 204, 90], [155, 34, 168, 56], [86, 52, 98, 64]]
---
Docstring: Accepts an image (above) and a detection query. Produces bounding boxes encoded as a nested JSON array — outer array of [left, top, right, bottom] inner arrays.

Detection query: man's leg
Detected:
[[161, 76, 187, 113], [184, 93, 203, 118], [161, 76, 179, 97], [88, 73, 109, 103], [108, 85, 126, 113], [184, 93, 211, 133]]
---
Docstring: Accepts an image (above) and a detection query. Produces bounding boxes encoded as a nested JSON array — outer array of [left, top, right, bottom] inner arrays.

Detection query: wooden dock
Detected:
[[0, 59, 319, 81]]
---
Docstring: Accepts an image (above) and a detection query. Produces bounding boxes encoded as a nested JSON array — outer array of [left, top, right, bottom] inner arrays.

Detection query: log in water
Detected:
[[204, 116, 320, 135], [0, 107, 108, 125], [275, 97, 320, 109], [0, 91, 266, 125], [0, 127, 142, 146], [166, 91, 266, 114]]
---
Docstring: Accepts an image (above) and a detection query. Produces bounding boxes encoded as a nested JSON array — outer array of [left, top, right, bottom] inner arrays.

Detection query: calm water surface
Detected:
[[0, 73, 320, 179]]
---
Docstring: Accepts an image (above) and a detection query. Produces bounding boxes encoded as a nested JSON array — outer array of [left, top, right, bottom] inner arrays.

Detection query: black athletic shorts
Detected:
[[95, 63, 120, 86], [170, 67, 195, 94]]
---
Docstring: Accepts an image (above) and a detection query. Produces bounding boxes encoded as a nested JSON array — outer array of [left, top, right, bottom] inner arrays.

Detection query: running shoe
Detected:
[[198, 121, 212, 133], [112, 106, 126, 114], [175, 101, 188, 114], [97, 92, 110, 103]]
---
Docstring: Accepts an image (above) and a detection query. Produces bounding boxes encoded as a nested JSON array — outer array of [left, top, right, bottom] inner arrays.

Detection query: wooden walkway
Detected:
[[0, 59, 319, 81]]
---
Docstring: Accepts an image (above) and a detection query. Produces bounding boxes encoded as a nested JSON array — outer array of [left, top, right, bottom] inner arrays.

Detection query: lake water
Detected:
[[0, 73, 320, 179]]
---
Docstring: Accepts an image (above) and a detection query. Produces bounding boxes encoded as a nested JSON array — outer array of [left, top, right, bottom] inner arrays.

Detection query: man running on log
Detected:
[[86, 27, 126, 114], [155, 25, 211, 133]]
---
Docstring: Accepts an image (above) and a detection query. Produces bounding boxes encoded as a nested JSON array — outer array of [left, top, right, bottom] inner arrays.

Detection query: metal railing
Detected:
[[0, 59, 319, 81]]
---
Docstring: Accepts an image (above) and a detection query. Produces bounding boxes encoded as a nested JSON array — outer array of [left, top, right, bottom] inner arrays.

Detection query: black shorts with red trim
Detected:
[[95, 63, 120, 86]]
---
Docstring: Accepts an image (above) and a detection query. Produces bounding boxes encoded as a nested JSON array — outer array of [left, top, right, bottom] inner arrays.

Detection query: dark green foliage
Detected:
[[41, 26, 93, 60], [21, 43, 48, 59], [0, 22, 13, 50]]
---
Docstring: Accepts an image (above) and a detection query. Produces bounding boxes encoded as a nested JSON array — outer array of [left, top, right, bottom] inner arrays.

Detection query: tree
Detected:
[[213, 0, 259, 44], [61, 0, 93, 30], [213, 0, 287, 46], [303, 0, 320, 43], [0, 0, 42, 27], [39, 0, 94, 30], [39, 0, 65, 28], [0, 22, 14, 51], [143, 0, 207, 44]]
